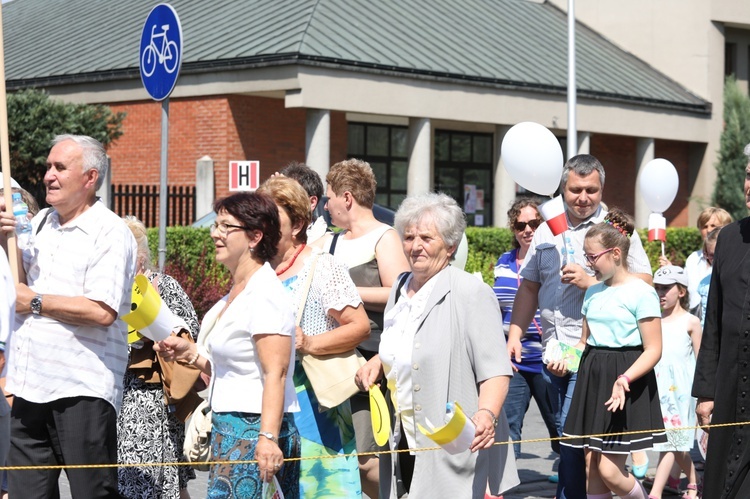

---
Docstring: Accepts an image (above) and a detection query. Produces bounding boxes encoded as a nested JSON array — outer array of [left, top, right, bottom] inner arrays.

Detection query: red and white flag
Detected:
[[539, 195, 567, 236], [648, 213, 667, 242]]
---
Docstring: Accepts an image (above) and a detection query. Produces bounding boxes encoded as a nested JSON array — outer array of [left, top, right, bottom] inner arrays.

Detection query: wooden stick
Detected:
[[0, 4, 19, 283]]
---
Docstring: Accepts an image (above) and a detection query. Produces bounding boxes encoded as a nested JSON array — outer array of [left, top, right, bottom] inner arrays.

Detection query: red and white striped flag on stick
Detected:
[[648, 213, 667, 243]]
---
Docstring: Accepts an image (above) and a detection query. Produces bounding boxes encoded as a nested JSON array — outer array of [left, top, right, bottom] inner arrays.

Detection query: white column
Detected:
[[195, 155, 215, 219], [96, 156, 112, 209], [577, 132, 591, 155], [494, 125, 516, 227], [305, 109, 331, 180], [635, 137, 655, 228], [407, 117, 432, 194]]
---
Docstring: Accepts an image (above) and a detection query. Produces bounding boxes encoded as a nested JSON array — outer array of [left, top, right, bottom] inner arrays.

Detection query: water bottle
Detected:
[[12, 192, 32, 249], [561, 233, 575, 266]]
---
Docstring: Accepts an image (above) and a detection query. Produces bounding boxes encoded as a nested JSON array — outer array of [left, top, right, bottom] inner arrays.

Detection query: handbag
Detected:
[[183, 398, 212, 471], [182, 313, 220, 468], [298, 251, 366, 411]]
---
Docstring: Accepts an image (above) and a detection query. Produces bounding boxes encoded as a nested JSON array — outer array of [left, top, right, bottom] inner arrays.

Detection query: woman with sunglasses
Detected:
[[494, 198, 559, 461]]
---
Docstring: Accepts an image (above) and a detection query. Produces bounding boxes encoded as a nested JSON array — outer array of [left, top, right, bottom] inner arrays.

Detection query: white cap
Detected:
[[0, 175, 21, 190]]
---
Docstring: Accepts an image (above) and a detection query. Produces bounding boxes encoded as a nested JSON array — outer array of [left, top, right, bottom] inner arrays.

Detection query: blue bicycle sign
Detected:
[[139, 4, 182, 101]]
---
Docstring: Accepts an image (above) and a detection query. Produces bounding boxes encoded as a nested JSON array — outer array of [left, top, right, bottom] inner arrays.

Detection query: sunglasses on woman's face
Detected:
[[513, 219, 542, 232]]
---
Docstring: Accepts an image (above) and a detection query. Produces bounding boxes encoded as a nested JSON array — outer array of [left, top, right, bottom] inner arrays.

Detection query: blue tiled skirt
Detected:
[[207, 412, 300, 499]]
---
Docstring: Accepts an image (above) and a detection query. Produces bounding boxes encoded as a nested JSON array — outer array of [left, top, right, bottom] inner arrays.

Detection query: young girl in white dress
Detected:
[[648, 266, 702, 499], [558, 209, 666, 499]]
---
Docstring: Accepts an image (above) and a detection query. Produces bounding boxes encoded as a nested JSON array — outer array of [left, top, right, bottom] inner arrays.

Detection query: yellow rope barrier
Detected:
[[0, 421, 741, 471]]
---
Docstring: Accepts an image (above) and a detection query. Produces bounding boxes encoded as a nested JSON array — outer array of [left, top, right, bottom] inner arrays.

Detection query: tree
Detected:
[[712, 76, 750, 221], [7, 89, 126, 206]]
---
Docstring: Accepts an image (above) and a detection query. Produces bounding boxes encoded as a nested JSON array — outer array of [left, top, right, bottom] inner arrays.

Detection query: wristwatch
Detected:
[[258, 431, 278, 444], [476, 408, 498, 427], [30, 294, 43, 315]]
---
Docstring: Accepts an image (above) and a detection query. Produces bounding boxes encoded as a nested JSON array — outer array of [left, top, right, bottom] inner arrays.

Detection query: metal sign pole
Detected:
[[158, 98, 169, 271], [139, 3, 181, 272], [567, 0, 577, 160]]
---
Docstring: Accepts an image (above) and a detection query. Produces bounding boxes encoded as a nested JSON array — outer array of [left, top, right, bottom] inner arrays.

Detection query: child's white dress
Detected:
[[653, 313, 697, 451]]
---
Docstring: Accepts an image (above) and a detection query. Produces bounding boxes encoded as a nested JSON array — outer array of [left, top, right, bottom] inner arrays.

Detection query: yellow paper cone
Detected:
[[369, 386, 390, 446], [417, 402, 475, 454], [127, 326, 144, 344], [122, 275, 187, 342]]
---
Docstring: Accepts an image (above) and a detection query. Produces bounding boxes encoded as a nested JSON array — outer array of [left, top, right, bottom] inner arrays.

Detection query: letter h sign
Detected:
[[229, 161, 260, 191]]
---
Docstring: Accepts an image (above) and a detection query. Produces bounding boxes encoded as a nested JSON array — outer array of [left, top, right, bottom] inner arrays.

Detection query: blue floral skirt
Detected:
[[207, 412, 300, 499]]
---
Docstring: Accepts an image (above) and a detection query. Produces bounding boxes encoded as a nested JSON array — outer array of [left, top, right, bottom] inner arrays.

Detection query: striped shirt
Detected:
[[493, 248, 543, 372], [521, 207, 652, 348], [6, 201, 137, 411]]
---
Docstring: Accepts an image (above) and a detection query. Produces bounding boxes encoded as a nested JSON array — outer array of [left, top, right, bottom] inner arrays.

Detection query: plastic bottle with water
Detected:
[[562, 233, 576, 266], [12, 192, 32, 249]]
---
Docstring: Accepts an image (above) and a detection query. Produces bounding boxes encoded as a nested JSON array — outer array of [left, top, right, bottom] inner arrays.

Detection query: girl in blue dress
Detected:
[[558, 209, 666, 499]]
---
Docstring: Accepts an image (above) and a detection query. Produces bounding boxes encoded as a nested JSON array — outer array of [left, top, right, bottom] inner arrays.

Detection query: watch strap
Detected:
[[31, 294, 43, 315], [258, 431, 278, 444]]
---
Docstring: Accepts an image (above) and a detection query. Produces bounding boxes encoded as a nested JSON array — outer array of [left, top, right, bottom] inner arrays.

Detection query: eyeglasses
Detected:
[[209, 222, 249, 235], [583, 247, 615, 265], [513, 219, 542, 232]]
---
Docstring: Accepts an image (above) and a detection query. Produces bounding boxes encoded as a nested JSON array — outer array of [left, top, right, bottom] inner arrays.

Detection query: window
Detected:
[[726, 43, 737, 77], [434, 130, 493, 226], [347, 123, 408, 210]]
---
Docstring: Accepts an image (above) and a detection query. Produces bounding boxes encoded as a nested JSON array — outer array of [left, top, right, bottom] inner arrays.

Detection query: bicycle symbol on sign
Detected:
[[141, 24, 179, 77]]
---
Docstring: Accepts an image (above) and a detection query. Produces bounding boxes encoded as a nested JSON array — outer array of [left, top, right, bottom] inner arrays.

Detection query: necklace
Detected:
[[275, 243, 306, 276]]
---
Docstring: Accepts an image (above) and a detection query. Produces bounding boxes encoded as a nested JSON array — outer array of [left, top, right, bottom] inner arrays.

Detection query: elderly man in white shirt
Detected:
[[508, 155, 652, 499], [0, 135, 137, 499]]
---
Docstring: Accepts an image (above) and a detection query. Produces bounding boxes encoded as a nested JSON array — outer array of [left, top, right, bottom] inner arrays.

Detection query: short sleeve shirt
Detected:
[[7, 202, 137, 411], [201, 263, 299, 414], [582, 279, 661, 347], [520, 207, 652, 347]]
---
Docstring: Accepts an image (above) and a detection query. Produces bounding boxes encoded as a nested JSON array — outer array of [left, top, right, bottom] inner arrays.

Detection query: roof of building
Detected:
[[3, 0, 709, 113]]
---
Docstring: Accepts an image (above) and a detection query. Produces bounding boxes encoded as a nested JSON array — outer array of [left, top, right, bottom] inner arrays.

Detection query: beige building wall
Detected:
[[548, 0, 750, 223]]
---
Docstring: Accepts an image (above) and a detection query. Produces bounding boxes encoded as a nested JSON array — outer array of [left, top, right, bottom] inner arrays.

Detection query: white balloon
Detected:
[[638, 158, 679, 213], [501, 122, 564, 196]]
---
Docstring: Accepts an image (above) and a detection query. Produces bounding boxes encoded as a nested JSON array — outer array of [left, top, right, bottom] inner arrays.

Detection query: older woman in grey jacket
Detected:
[[355, 192, 519, 498]]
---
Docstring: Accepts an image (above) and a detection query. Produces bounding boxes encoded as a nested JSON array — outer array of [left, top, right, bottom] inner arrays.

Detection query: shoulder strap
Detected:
[[295, 252, 321, 327], [35, 208, 51, 235], [394, 271, 411, 305], [328, 231, 342, 255]]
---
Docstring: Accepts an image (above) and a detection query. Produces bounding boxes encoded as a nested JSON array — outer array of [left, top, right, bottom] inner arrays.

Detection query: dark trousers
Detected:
[[504, 368, 560, 458], [8, 396, 120, 499]]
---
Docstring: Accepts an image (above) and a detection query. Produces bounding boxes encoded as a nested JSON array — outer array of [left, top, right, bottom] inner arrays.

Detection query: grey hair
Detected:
[[744, 143, 750, 160], [52, 135, 108, 190], [394, 192, 466, 255], [122, 215, 154, 272], [560, 154, 605, 191]]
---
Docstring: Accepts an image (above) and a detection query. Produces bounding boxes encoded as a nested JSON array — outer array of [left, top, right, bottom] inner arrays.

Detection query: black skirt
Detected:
[[561, 346, 667, 454]]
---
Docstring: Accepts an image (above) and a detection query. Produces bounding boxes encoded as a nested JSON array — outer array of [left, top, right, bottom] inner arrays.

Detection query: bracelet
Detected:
[[186, 351, 200, 365], [617, 374, 631, 384], [475, 408, 498, 427], [258, 431, 278, 444]]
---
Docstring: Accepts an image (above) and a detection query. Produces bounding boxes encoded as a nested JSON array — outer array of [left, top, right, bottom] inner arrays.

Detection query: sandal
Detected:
[[665, 476, 681, 495], [682, 483, 698, 498]]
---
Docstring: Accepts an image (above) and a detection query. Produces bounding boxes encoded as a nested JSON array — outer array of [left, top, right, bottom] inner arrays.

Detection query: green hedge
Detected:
[[464, 227, 702, 285], [146, 227, 231, 319], [149, 226, 703, 315]]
